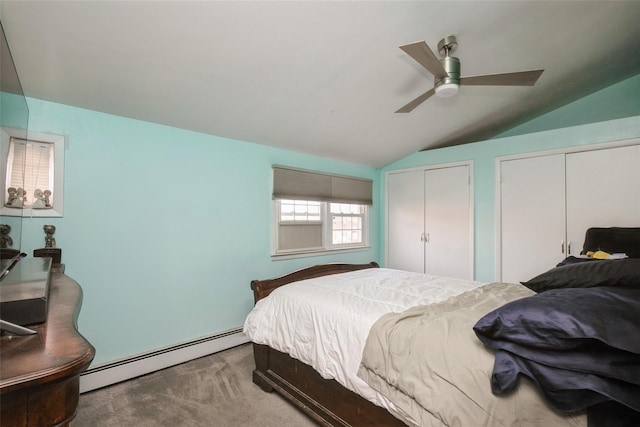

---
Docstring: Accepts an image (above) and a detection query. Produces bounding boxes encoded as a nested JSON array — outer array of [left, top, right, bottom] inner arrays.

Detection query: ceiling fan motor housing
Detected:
[[435, 56, 460, 97]]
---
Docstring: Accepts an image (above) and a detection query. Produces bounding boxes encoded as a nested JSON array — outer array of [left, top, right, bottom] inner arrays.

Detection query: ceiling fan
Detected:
[[396, 35, 544, 113]]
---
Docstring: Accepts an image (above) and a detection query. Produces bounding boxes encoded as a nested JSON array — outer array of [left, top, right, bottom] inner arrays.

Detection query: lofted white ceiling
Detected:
[[1, 1, 640, 167]]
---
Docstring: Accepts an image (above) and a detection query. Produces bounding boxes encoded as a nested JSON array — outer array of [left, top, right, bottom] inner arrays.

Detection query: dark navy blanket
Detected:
[[474, 286, 640, 425]]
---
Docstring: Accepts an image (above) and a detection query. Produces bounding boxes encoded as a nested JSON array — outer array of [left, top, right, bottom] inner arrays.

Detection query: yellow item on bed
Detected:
[[590, 250, 610, 259]]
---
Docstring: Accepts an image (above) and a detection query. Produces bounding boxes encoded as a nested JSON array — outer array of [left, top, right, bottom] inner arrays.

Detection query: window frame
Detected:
[[1, 127, 65, 218], [277, 199, 322, 224], [271, 199, 370, 259], [327, 203, 368, 250]]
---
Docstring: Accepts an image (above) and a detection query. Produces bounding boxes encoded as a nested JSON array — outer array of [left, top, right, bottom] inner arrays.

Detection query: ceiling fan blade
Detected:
[[460, 69, 544, 86], [400, 41, 448, 80], [395, 87, 436, 113]]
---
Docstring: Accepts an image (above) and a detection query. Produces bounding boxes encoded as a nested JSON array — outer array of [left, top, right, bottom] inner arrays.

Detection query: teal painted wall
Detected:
[[382, 73, 640, 283], [20, 99, 379, 366], [498, 73, 640, 138]]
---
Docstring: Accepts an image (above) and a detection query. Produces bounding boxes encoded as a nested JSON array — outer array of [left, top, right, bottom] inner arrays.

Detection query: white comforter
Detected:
[[243, 267, 485, 421]]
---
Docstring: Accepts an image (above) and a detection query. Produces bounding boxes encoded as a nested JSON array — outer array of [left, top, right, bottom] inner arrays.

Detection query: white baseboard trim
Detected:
[[80, 328, 250, 393]]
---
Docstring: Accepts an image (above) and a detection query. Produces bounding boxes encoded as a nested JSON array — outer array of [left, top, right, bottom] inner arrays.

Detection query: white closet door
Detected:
[[424, 165, 472, 279], [387, 170, 425, 272], [500, 154, 566, 283], [566, 145, 640, 254]]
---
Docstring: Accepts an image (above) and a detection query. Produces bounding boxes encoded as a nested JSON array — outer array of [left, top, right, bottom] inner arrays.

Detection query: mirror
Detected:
[[0, 20, 29, 276]]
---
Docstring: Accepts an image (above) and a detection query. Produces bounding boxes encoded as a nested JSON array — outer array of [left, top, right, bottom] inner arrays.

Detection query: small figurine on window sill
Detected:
[[6, 187, 17, 207], [17, 188, 26, 205], [33, 189, 46, 209], [5, 187, 25, 208], [43, 189, 52, 207]]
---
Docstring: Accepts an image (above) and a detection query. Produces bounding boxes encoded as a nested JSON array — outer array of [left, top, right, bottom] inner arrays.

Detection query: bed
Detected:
[[243, 228, 640, 426]]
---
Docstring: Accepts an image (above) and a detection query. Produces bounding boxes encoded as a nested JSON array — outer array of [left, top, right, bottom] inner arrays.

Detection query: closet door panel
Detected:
[[424, 166, 472, 279], [387, 170, 424, 272], [500, 154, 565, 283], [566, 145, 640, 254]]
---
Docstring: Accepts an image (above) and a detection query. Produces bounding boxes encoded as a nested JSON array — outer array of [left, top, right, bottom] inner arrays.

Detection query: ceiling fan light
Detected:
[[435, 83, 459, 98]]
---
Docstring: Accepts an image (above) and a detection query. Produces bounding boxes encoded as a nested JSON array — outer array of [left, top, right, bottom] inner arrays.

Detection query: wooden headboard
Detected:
[[250, 261, 379, 303]]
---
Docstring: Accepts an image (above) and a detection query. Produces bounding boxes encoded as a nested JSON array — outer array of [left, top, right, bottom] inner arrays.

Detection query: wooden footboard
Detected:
[[249, 261, 407, 427], [252, 343, 406, 427]]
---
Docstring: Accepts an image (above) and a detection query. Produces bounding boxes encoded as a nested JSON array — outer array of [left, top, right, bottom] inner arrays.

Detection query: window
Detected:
[[331, 203, 365, 246], [279, 199, 321, 222], [1, 127, 65, 217], [274, 199, 369, 255], [6, 138, 53, 207], [271, 166, 372, 257]]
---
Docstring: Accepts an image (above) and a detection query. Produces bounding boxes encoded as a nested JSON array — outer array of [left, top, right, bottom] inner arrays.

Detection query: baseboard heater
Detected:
[[80, 328, 249, 393]]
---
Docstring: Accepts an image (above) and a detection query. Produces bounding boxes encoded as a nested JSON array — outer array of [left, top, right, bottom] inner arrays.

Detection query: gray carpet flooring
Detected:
[[74, 343, 318, 426]]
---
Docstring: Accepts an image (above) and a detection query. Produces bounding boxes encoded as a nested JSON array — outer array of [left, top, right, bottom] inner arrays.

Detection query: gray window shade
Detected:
[[273, 167, 332, 200], [273, 166, 372, 205], [278, 223, 323, 251]]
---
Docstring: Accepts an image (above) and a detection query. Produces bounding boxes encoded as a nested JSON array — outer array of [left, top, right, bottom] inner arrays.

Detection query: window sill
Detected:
[[271, 246, 371, 261], [1, 206, 63, 218]]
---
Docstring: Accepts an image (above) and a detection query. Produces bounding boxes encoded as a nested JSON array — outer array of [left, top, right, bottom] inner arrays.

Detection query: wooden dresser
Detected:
[[0, 271, 95, 426]]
